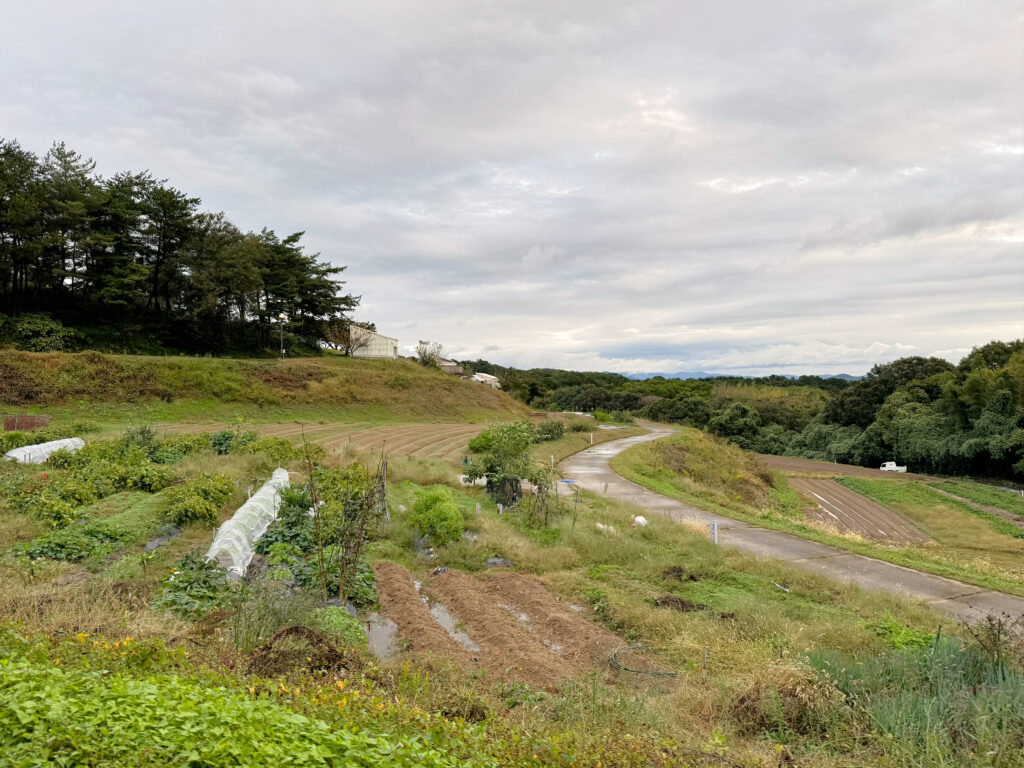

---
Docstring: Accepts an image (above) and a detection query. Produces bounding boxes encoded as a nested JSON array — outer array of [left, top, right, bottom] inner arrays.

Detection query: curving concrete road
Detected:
[[562, 424, 1024, 622]]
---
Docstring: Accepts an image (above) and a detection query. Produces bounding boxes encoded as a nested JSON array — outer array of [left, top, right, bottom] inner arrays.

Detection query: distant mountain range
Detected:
[[621, 372, 861, 381]]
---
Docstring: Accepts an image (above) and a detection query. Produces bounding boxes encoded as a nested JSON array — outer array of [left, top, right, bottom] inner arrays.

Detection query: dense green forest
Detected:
[[0, 138, 358, 354], [465, 340, 1024, 480]]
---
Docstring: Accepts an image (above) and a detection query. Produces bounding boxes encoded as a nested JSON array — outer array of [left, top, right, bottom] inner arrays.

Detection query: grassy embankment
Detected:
[[610, 428, 1024, 598], [0, 350, 528, 428], [6, 419, 1022, 765]]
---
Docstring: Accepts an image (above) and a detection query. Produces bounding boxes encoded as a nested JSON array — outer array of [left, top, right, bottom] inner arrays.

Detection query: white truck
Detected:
[[879, 461, 907, 473]]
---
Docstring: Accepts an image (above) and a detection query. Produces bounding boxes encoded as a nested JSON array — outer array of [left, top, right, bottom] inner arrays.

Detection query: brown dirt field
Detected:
[[325, 424, 483, 459], [480, 571, 624, 667], [758, 454, 934, 481], [425, 569, 571, 689], [790, 477, 931, 544], [372, 562, 638, 690], [372, 561, 472, 661], [156, 422, 484, 461]]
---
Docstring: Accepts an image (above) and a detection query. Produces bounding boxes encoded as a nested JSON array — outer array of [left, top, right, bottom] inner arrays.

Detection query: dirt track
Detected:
[[758, 454, 934, 481], [372, 562, 631, 689], [789, 477, 931, 543]]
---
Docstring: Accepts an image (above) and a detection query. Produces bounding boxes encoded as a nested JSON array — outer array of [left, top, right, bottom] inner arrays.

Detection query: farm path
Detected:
[[562, 424, 1024, 622]]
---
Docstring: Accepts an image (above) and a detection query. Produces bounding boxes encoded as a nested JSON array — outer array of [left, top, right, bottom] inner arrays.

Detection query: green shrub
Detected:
[[13, 313, 79, 351], [163, 473, 234, 526], [211, 428, 258, 455], [18, 520, 127, 562], [409, 486, 465, 546], [467, 430, 494, 453], [120, 425, 157, 456], [25, 490, 81, 528], [152, 431, 211, 464], [567, 420, 591, 433], [124, 462, 175, 492], [534, 421, 565, 442], [314, 606, 368, 650], [211, 429, 235, 455], [156, 551, 232, 617], [257, 485, 316, 554], [239, 436, 303, 465], [0, 430, 29, 453], [347, 560, 379, 607]]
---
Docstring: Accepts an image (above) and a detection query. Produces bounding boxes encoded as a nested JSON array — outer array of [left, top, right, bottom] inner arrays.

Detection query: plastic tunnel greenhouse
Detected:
[[206, 468, 290, 579], [4, 437, 85, 464]]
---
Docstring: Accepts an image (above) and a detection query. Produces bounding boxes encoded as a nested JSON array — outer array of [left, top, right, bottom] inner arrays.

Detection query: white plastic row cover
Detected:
[[206, 467, 290, 579], [3, 437, 85, 464]]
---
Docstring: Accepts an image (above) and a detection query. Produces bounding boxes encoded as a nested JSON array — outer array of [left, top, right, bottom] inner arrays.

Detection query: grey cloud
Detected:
[[2, 1, 1019, 374]]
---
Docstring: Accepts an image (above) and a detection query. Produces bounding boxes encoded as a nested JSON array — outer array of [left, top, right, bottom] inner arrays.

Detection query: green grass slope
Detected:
[[0, 351, 528, 425]]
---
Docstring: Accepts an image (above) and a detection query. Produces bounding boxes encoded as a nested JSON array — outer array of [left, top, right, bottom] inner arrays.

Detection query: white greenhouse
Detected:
[[206, 468, 290, 579], [350, 329, 399, 359], [4, 437, 85, 464]]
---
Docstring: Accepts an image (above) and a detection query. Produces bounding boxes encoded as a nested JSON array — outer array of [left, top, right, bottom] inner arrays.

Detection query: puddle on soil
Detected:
[[497, 603, 530, 622], [544, 640, 565, 655], [413, 579, 481, 651], [365, 613, 401, 662], [144, 525, 182, 552]]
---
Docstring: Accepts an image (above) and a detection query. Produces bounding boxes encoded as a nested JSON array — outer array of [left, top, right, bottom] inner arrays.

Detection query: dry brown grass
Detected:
[[0, 351, 527, 423], [0, 564, 187, 640]]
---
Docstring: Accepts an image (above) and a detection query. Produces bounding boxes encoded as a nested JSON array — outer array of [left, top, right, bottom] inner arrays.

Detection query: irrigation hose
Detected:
[[609, 643, 678, 677]]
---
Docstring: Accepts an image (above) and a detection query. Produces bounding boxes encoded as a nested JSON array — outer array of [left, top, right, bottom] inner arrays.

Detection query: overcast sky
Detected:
[[3, 1, 1021, 374]]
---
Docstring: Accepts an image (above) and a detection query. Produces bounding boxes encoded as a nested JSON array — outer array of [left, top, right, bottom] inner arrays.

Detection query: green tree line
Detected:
[[0, 138, 358, 354], [465, 340, 1024, 480]]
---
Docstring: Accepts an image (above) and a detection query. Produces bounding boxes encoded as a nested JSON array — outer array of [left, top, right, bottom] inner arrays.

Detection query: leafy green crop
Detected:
[[18, 519, 128, 562], [163, 473, 233, 526], [156, 551, 233, 617], [315, 606, 368, 650], [0, 657, 486, 767]]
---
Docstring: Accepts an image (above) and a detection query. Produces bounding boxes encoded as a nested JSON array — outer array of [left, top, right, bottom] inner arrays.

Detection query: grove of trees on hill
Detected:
[[465, 340, 1024, 480], [0, 138, 359, 354]]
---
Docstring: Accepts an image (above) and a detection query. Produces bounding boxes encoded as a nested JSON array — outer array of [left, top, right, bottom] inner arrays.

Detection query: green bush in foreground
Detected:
[[315, 606, 369, 650], [0, 657, 478, 768], [409, 486, 464, 547]]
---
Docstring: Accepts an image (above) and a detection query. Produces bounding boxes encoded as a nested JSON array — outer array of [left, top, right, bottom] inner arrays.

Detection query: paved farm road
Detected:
[[562, 424, 1024, 622]]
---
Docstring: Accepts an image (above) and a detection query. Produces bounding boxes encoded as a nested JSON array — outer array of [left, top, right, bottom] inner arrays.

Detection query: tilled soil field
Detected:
[[790, 477, 931, 543], [158, 422, 485, 462], [371, 562, 634, 689], [758, 454, 934, 481]]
